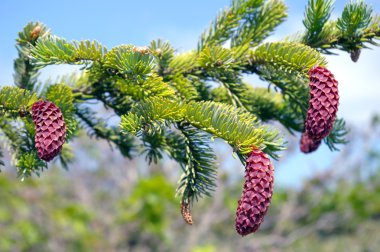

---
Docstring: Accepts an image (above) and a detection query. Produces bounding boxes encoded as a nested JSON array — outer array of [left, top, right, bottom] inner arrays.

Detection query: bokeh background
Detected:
[[0, 1, 380, 251]]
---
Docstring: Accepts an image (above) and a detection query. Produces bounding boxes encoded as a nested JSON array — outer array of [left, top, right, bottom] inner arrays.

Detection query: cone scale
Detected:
[[235, 148, 274, 236], [31, 100, 66, 162]]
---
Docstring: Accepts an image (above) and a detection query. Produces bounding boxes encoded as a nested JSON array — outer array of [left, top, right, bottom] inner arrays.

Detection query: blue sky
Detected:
[[1, 0, 380, 187]]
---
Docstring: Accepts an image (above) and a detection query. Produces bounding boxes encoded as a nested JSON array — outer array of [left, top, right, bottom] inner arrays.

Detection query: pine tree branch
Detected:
[[30, 36, 106, 67], [299, 1, 380, 56], [198, 0, 266, 50], [120, 97, 284, 159], [249, 42, 328, 76], [175, 123, 217, 202], [14, 22, 48, 90], [232, 0, 288, 47], [0, 86, 38, 116], [302, 0, 335, 47]]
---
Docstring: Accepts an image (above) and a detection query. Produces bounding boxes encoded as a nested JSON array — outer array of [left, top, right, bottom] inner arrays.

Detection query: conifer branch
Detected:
[[232, 0, 288, 47], [175, 123, 217, 202], [149, 39, 175, 77], [300, 0, 380, 56], [104, 45, 155, 78], [14, 22, 48, 90], [30, 36, 106, 66], [303, 0, 335, 47], [198, 0, 264, 50], [121, 97, 284, 159], [0, 86, 37, 116], [250, 42, 328, 76]]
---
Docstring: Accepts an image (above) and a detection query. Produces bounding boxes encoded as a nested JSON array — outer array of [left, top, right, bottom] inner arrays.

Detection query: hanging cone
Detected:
[[31, 100, 66, 161], [235, 148, 274, 236], [305, 66, 339, 141], [181, 201, 193, 225]]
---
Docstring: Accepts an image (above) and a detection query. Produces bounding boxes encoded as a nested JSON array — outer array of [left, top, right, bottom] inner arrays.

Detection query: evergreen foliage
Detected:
[[0, 0, 379, 210]]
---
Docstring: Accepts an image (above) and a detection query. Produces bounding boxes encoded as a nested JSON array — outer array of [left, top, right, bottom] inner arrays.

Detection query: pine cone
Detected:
[[305, 66, 339, 141], [31, 101, 66, 161], [235, 148, 274, 236], [181, 201, 193, 225], [350, 49, 361, 63], [300, 132, 321, 153]]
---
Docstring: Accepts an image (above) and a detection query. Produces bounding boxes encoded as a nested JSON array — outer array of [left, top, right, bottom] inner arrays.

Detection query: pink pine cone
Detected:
[[305, 66, 339, 141], [235, 148, 274, 236], [31, 100, 66, 162], [300, 132, 321, 153]]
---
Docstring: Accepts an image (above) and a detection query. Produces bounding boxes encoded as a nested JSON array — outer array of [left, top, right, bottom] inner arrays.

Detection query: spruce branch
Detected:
[[198, 0, 261, 50], [0, 118, 47, 178], [232, 0, 288, 47], [30, 36, 106, 66], [175, 123, 217, 202], [303, 0, 335, 47], [299, 1, 380, 56], [120, 97, 184, 135], [0, 86, 38, 116], [104, 45, 155, 78], [115, 74, 176, 101], [169, 75, 200, 101], [184, 101, 284, 158], [250, 42, 328, 76], [324, 118, 349, 151], [14, 22, 48, 90], [120, 97, 284, 159], [149, 39, 175, 78]]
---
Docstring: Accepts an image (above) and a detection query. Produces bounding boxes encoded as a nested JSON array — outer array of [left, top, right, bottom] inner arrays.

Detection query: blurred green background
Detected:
[[0, 117, 379, 252]]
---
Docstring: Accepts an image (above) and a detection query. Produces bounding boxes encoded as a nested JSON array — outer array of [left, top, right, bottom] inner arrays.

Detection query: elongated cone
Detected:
[[305, 66, 339, 141], [235, 148, 274, 236], [350, 49, 361, 63], [31, 101, 66, 161], [181, 201, 193, 225], [300, 132, 321, 153]]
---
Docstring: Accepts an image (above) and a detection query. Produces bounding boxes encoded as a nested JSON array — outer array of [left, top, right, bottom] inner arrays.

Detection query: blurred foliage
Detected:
[[0, 116, 379, 251]]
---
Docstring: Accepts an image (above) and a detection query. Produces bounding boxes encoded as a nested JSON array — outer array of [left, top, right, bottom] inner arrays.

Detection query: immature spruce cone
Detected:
[[181, 201, 193, 225], [305, 66, 339, 141], [350, 48, 361, 63], [300, 132, 321, 153], [235, 148, 274, 236], [30, 25, 42, 40], [31, 101, 66, 161]]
